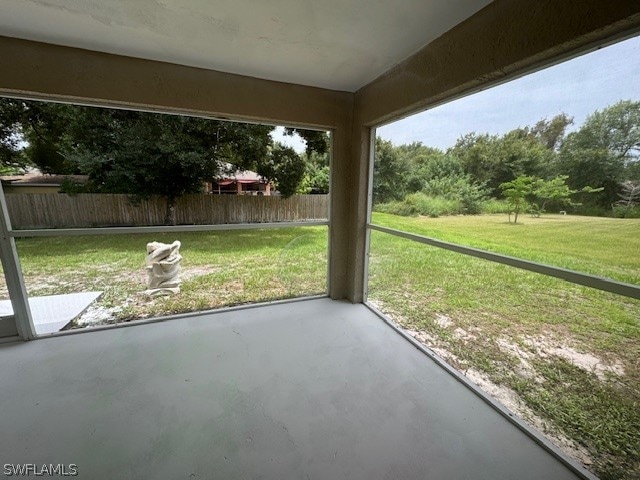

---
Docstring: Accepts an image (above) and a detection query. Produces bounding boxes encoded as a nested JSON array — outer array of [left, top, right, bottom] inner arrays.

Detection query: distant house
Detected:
[[206, 166, 272, 196], [0, 173, 89, 194]]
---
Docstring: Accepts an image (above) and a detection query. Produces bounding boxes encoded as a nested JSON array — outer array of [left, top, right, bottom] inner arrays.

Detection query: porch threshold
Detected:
[[0, 298, 592, 479]]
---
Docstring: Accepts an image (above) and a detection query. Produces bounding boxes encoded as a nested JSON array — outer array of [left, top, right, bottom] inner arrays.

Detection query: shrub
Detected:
[[481, 198, 511, 214], [423, 174, 488, 214], [375, 193, 462, 217]]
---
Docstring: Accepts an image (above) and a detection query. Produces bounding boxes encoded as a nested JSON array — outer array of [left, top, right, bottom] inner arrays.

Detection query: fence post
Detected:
[[0, 183, 35, 340]]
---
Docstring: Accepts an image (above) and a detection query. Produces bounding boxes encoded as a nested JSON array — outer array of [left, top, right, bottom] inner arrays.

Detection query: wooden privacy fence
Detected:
[[5, 194, 329, 229]]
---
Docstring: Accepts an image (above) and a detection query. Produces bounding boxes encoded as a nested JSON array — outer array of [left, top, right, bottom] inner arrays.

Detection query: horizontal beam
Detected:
[[11, 221, 329, 238], [0, 36, 351, 129], [369, 224, 640, 300]]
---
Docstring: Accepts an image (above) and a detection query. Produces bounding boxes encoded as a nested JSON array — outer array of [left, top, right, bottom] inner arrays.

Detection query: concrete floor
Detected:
[[0, 298, 584, 479]]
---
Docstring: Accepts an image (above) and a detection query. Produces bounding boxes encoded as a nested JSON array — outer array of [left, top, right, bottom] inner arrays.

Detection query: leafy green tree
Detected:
[[297, 151, 329, 194], [557, 100, 640, 208], [530, 176, 576, 215], [451, 130, 552, 196], [373, 137, 408, 204], [283, 128, 329, 156], [256, 144, 306, 198], [66, 108, 312, 223], [529, 175, 602, 216], [395, 142, 446, 193], [0, 99, 317, 224], [528, 113, 573, 151], [0, 99, 78, 174], [63, 108, 276, 224], [500, 175, 535, 223], [0, 100, 28, 172]]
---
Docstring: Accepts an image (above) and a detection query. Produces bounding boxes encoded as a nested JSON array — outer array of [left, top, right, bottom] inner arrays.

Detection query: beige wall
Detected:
[[1, 1, 640, 304]]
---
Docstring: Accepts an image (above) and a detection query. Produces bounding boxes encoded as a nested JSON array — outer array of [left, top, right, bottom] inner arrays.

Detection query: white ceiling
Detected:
[[0, 0, 491, 92]]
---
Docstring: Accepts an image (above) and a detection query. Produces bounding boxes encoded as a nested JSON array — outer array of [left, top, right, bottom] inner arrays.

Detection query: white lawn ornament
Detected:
[[143, 240, 182, 296]]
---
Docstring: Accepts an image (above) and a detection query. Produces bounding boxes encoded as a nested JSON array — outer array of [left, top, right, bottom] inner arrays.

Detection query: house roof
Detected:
[[0, 0, 491, 92], [215, 164, 266, 185]]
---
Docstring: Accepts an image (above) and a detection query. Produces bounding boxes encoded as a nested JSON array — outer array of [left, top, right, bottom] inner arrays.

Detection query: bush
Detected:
[[612, 205, 640, 218], [423, 174, 488, 214], [375, 193, 462, 217], [480, 198, 511, 214], [375, 200, 419, 216]]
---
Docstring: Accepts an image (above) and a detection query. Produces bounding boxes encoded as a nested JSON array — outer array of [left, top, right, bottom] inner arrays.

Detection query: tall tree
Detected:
[[63, 107, 275, 224], [451, 130, 552, 196], [529, 113, 573, 151], [558, 100, 640, 208], [0, 99, 78, 174], [373, 137, 408, 204]]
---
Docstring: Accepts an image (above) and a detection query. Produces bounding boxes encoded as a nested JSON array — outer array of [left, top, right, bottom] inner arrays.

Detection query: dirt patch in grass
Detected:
[[400, 321, 596, 469], [397, 322, 595, 467], [522, 335, 625, 381]]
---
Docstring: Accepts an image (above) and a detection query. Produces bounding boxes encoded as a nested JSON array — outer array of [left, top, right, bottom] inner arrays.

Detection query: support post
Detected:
[[0, 183, 35, 340]]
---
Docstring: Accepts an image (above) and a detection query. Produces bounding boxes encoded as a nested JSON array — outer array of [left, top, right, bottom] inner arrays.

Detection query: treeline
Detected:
[[374, 100, 640, 218], [0, 99, 329, 224]]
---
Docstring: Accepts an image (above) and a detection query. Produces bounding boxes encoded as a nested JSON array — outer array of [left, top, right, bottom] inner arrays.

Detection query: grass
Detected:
[[2, 227, 327, 322], [368, 213, 640, 479], [2, 214, 639, 477], [372, 212, 640, 284]]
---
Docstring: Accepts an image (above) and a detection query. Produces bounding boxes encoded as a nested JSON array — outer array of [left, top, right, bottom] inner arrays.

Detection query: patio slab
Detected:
[[0, 291, 102, 335], [0, 298, 587, 479]]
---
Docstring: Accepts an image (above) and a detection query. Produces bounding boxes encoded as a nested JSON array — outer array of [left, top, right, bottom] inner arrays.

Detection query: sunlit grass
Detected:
[[2, 227, 327, 322], [372, 212, 640, 284]]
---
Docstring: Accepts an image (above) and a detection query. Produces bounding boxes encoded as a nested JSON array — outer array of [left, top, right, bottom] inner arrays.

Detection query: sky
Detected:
[[271, 35, 640, 153], [376, 35, 640, 151]]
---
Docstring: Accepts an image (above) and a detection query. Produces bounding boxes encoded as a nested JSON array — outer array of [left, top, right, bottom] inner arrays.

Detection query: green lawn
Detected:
[[2, 215, 638, 478], [369, 213, 640, 480], [372, 212, 640, 284], [3, 227, 327, 322]]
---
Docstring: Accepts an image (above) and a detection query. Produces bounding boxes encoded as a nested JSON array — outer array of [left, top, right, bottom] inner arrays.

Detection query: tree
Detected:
[[557, 100, 640, 208], [529, 175, 602, 216], [0, 99, 78, 174], [451, 130, 552, 197], [500, 175, 535, 223], [530, 176, 576, 215], [297, 151, 329, 194], [615, 180, 640, 216], [64, 108, 278, 224], [528, 113, 573, 151], [373, 137, 408, 204], [283, 128, 329, 156], [0, 100, 28, 172], [255, 144, 306, 198]]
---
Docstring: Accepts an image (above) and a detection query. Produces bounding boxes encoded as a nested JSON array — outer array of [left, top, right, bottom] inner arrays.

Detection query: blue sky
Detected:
[[377, 35, 640, 151], [273, 34, 640, 152]]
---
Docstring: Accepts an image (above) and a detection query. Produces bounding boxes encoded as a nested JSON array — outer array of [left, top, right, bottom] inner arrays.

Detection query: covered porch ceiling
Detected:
[[0, 0, 492, 92]]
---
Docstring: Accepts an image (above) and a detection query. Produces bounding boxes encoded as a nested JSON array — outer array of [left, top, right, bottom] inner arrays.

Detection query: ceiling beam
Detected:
[[0, 35, 352, 129], [355, 0, 640, 127]]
